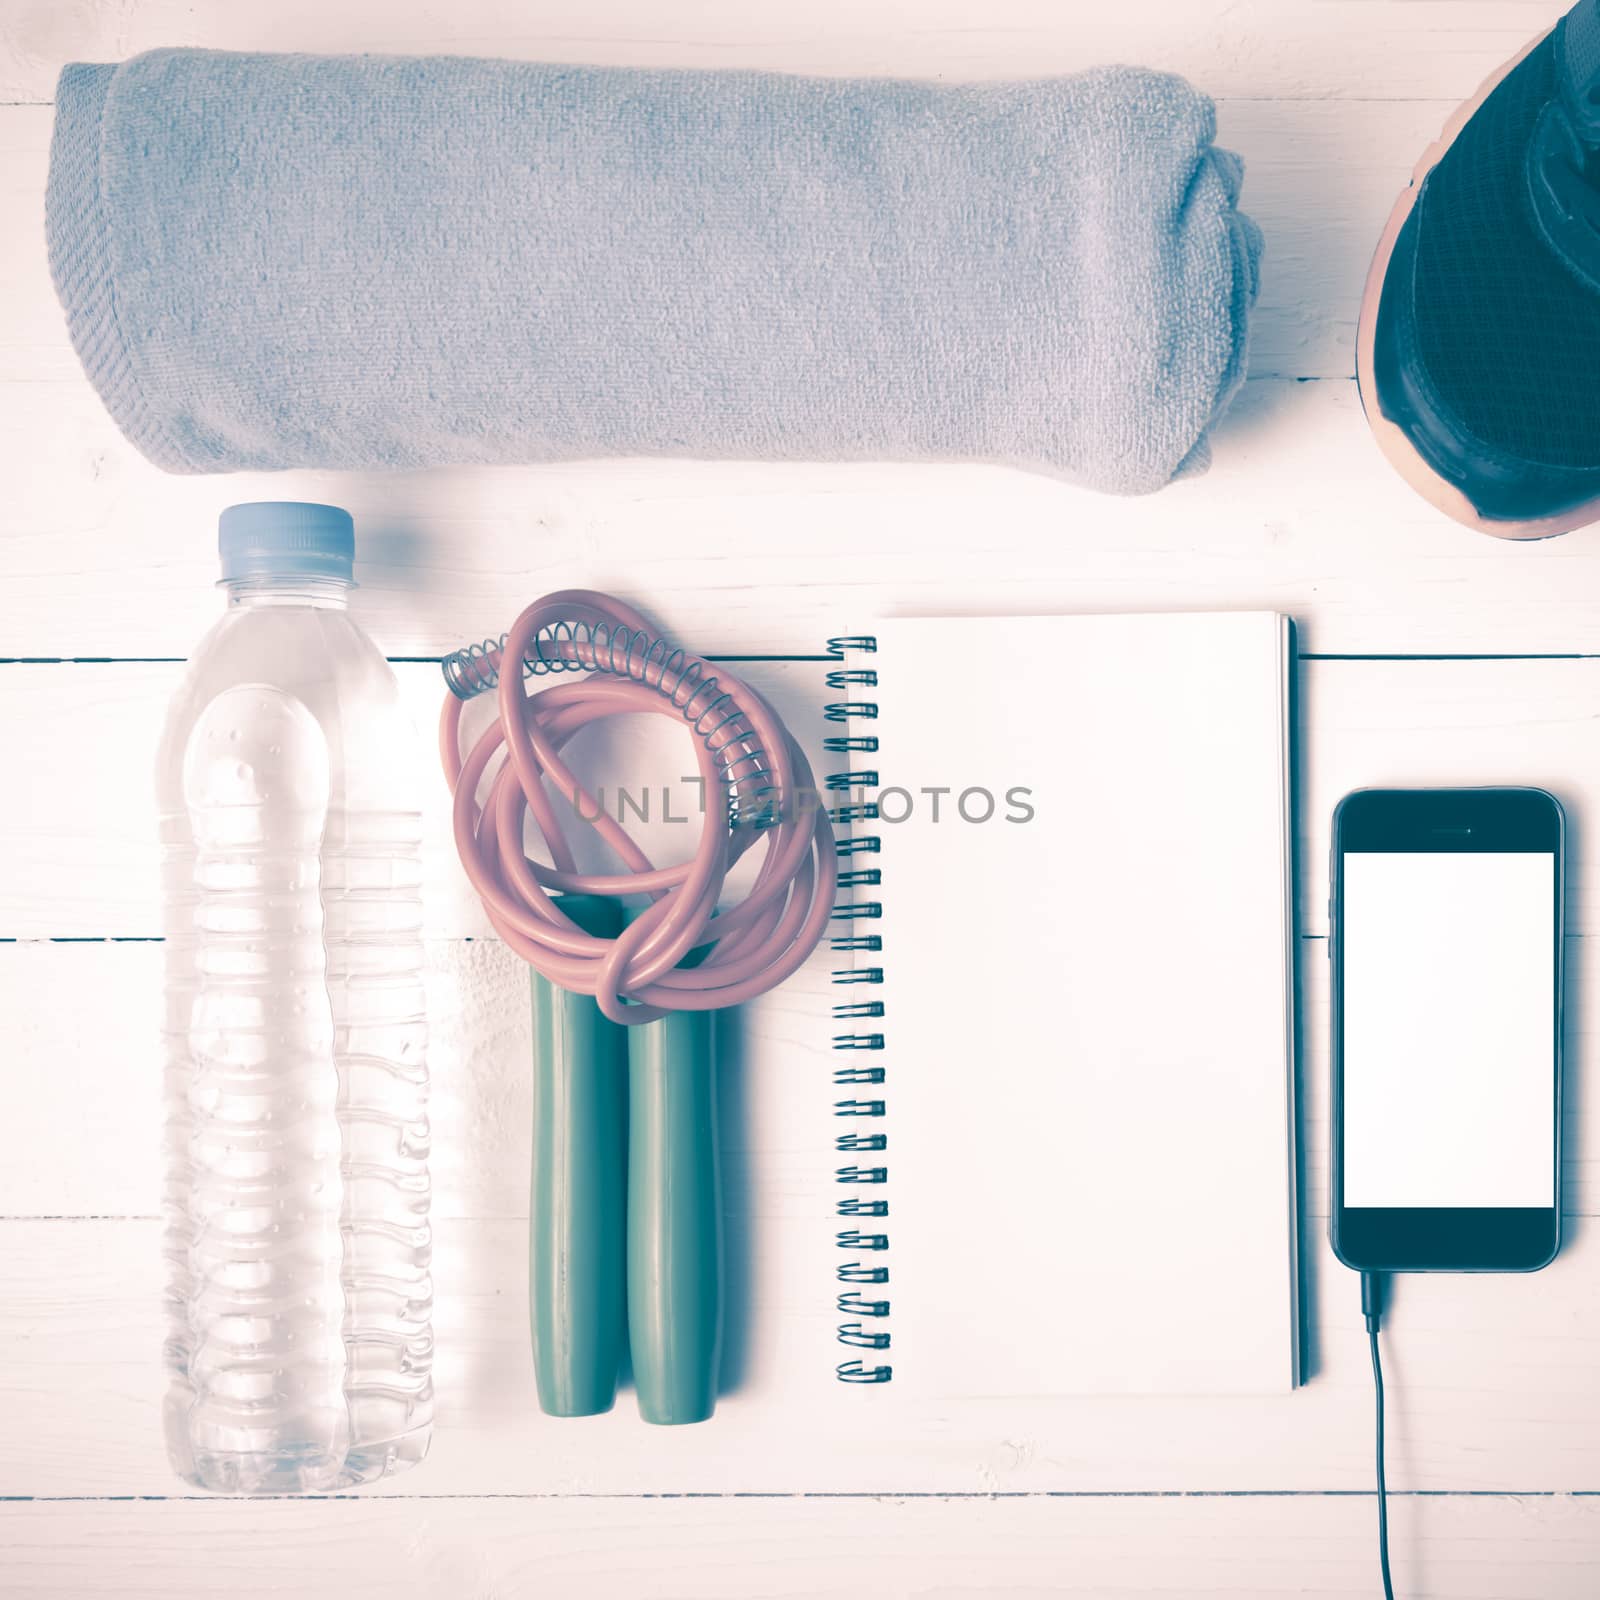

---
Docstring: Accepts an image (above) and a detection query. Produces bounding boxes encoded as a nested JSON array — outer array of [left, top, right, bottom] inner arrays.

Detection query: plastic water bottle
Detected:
[[156, 503, 432, 1492]]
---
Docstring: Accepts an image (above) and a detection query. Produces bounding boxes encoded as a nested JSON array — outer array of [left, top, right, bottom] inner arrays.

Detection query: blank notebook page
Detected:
[[871, 612, 1298, 1396]]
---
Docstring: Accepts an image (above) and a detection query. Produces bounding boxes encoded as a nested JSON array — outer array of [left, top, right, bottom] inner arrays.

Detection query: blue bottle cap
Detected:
[[218, 501, 355, 583]]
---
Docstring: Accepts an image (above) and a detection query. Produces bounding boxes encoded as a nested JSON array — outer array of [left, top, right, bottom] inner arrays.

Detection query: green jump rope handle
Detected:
[[529, 895, 628, 1417], [627, 1008, 723, 1425]]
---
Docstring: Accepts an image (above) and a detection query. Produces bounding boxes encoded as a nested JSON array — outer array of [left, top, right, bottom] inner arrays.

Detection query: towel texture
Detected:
[[47, 49, 1260, 490]]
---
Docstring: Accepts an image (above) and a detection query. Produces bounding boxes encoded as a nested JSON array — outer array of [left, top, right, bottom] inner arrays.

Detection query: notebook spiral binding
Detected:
[[824, 635, 892, 1385]]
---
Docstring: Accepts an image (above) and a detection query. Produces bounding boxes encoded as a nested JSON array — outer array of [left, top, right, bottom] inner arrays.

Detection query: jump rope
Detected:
[[439, 590, 837, 1423]]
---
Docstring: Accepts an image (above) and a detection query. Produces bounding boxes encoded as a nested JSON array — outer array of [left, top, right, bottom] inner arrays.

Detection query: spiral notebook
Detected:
[[822, 612, 1300, 1396]]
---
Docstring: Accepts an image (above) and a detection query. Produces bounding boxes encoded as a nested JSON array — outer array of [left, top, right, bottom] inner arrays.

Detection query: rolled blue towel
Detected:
[[47, 49, 1260, 492]]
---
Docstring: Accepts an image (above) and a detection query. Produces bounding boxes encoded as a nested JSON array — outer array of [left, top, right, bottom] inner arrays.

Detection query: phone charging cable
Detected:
[[1362, 1270, 1395, 1600]]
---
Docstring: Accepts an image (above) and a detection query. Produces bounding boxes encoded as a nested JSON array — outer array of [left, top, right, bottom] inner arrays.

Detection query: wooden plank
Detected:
[[13, 78, 1600, 660], [0, 938, 834, 1221], [3, 924, 1596, 1496], [1297, 658, 1600, 933], [0, 0, 1572, 105], [0, 657, 837, 938], [4, 1493, 1599, 1599], [11, 371, 1600, 658], [7, 657, 1600, 938], [0, 92, 1453, 391], [9, 68, 1600, 661], [8, 655, 1594, 1495], [3, 1209, 1600, 1497], [2, 927, 1589, 1223]]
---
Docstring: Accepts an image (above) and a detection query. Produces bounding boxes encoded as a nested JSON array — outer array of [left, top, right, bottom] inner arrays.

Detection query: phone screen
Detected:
[[1342, 850, 1556, 1208]]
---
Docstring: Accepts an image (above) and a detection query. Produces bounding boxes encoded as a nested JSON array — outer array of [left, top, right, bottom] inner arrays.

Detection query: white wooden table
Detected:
[[5, 2, 1600, 1595]]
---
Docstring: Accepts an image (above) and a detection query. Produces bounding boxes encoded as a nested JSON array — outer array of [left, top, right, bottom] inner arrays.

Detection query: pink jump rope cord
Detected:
[[440, 589, 838, 1025]]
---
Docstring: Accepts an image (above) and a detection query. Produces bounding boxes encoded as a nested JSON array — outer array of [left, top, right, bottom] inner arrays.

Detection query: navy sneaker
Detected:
[[1357, 0, 1600, 537]]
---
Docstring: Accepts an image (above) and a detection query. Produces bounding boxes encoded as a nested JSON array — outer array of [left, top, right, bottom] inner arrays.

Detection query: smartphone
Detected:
[[1330, 787, 1564, 1273]]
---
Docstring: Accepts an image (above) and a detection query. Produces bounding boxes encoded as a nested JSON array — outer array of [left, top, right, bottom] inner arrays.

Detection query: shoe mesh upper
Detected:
[[1410, 35, 1600, 470]]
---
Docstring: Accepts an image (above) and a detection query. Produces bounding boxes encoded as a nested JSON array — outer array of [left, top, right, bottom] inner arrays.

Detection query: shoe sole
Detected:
[[1354, 26, 1599, 539]]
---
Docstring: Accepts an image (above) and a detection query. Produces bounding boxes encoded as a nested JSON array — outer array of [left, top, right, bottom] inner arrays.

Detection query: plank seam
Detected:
[[3, 1489, 1597, 1502], [8, 654, 1600, 668]]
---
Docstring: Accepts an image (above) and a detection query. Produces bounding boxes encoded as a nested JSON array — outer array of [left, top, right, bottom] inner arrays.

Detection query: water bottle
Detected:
[[156, 502, 432, 1492]]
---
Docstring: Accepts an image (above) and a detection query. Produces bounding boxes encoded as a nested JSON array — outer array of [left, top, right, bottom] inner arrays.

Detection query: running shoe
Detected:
[[1357, 0, 1600, 537]]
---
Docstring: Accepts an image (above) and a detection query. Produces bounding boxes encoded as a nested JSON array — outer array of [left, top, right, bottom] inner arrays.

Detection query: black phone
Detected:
[[1330, 787, 1564, 1273]]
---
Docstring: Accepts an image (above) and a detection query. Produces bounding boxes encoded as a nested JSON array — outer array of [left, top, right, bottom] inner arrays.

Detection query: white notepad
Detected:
[[865, 612, 1299, 1396]]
